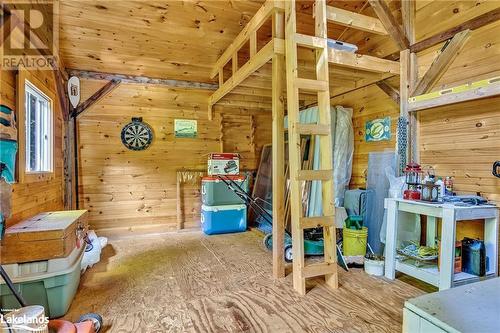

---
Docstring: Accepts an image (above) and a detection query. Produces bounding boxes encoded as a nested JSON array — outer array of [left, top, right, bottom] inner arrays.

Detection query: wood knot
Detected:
[[475, 122, 483, 127], [453, 8, 459, 14]]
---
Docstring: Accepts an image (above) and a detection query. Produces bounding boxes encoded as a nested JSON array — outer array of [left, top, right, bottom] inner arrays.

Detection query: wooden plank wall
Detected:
[[0, 69, 65, 227], [335, 19, 500, 202], [77, 80, 271, 235]]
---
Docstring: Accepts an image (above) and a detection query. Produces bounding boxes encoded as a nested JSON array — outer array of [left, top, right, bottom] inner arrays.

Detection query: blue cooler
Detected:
[[202, 175, 249, 206], [201, 204, 247, 235]]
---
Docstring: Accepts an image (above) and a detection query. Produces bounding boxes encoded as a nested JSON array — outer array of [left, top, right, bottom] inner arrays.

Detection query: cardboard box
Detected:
[[208, 153, 240, 175]]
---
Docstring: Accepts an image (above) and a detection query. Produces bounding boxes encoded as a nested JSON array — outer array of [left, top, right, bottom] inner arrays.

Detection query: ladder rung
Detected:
[[296, 123, 331, 135], [300, 216, 335, 229], [296, 170, 333, 181], [294, 33, 327, 49], [294, 78, 329, 92], [302, 262, 337, 278]]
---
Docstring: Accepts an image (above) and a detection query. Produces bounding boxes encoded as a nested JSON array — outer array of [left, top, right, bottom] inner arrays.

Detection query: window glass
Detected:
[[25, 80, 52, 173]]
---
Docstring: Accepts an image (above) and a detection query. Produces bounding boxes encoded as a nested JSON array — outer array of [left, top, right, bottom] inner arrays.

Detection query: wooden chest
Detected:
[[0, 210, 88, 264]]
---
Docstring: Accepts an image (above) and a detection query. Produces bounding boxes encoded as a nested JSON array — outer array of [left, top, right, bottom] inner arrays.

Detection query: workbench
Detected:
[[384, 198, 498, 290], [403, 278, 500, 333]]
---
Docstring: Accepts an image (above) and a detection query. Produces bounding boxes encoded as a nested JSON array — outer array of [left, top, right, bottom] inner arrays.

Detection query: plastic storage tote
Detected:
[[0, 246, 84, 318], [202, 175, 249, 206], [201, 204, 247, 235]]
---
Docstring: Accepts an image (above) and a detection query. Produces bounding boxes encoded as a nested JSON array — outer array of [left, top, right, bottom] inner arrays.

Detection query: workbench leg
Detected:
[[484, 211, 499, 276], [426, 216, 437, 247], [439, 207, 456, 290], [385, 199, 399, 280]]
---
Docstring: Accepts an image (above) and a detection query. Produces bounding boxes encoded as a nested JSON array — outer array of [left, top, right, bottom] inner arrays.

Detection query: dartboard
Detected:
[[121, 118, 153, 151]]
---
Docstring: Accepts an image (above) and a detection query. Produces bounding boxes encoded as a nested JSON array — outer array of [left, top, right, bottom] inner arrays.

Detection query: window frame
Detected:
[[17, 68, 56, 183]]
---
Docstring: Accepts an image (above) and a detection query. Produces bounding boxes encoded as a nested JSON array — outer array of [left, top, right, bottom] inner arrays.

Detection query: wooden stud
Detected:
[[72, 79, 121, 118], [219, 113, 224, 153], [284, 0, 306, 295], [401, 0, 418, 164], [176, 172, 182, 230], [232, 54, 238, 77], [314, 0, 338, 291], [218, 68, 224, 87], [271, 11, 286, 279], [250, 31, 258, 56], [368, 0, 409, 50], [412, 30, 472, 97], [326, 6, 388, 35]]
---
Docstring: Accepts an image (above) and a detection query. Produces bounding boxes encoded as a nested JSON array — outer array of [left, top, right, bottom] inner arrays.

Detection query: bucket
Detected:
[[343, 226, 368, 256], [364, 256, 385, 276]]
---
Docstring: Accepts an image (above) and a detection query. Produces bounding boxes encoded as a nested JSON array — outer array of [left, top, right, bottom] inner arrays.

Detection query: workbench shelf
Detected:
[[385, 198, 499, 291]]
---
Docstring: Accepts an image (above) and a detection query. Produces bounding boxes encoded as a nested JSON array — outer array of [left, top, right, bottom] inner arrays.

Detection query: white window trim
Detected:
[[17, 68, 56, 184]]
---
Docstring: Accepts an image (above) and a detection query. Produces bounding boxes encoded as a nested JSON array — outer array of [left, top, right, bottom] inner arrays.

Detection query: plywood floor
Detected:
[[64, 230, 426, 332]]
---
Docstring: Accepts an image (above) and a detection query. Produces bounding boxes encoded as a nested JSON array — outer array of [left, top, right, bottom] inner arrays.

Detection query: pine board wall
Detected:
[[0, 69, 65, 227], [77, 80, 271, 235], [333, 19, 500, 206]]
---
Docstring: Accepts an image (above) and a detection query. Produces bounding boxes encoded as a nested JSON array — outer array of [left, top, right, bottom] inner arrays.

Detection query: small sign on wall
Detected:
[[174, 119, 197, 138], [365, 117, 391, 142]]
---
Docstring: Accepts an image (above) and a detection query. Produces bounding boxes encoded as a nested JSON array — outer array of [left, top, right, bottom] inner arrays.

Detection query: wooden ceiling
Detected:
[[59, 0, 499, 95], [59, 0, 392, 84], [59, 0, 264, 83]]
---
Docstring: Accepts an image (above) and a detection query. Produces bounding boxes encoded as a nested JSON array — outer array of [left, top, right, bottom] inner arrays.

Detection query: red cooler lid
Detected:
[[202, 175, 245, 181]]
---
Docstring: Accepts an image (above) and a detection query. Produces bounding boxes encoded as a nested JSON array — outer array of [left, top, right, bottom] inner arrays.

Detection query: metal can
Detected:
[[445, 176, 454, 195]]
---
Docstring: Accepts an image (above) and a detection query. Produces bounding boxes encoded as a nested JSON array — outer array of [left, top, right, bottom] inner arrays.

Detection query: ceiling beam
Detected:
[[411, 7, 500, 54], [367, 0, 410, 50], [326, 6, 388, 35], [328, 49, 399, 74], [412, 29, 471, 96], [67, 69, 218, 90], [72, 79, 121, 118], [376, 80, 400, 105]]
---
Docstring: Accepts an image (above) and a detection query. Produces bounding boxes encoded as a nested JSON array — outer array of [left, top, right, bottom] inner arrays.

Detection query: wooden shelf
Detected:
[[408, 76, 500, 112]]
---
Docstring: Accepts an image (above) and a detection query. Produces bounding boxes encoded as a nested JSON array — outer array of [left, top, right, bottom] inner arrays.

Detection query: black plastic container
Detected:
[[461, 237, 486, 277]]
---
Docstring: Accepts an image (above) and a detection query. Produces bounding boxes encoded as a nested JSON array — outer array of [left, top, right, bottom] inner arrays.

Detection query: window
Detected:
[[24, 80, 53, 173]]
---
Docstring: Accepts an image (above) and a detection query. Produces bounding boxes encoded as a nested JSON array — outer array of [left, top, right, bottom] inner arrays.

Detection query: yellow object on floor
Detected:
[[343, 227, 368, 256]]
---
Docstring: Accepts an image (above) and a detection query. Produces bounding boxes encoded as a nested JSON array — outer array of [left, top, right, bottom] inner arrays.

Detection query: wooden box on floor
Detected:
[[0, 210, 88, 264]]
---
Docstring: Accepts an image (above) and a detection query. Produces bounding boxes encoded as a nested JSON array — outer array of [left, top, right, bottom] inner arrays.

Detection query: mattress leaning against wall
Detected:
[[284, 105, 353, 218]]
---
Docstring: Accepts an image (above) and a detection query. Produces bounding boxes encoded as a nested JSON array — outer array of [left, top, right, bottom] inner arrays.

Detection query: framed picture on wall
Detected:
[[365, 117, 391, 142], [174, 119, 197, 138]]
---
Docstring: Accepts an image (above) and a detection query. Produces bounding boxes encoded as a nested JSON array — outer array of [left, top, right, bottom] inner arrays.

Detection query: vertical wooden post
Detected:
[[272, 10, 286, 279], [63, 119, 75, 210], [250, 31, 257, 57], [232, 53, 238, 76], [401, 0, 419, 163], [219, 113, 224, 153], [284, 0, 306, 294], [176, 172, 183, 230], [314, 0, 338, 290]]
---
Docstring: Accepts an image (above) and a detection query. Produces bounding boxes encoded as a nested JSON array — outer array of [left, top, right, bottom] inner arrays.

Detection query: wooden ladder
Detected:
[[284, 0, 338, 295]]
